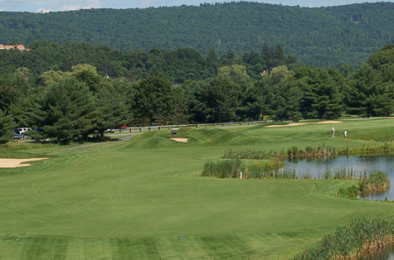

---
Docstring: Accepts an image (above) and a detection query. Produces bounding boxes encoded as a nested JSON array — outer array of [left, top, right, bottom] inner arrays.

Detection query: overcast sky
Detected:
[[0, 0, 393, 13]]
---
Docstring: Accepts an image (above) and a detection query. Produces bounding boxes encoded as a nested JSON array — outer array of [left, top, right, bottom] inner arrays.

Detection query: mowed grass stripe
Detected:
[[110, 238, 160, 260], [197, 235, 255, 259], [0, 236, 25, 260], [19, 236, 69, 260], [155, 236, 209, 260]]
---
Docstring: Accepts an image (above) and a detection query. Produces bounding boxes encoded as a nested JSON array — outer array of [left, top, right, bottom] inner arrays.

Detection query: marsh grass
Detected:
[[290, 217, 394, 260], [223, 142, 394, 161], [361, 171, 391, 193], [322, 168, 357, 180], [201, 159, 290, 179], [201, 159, 245, 178], [338, 172, 390, 197]]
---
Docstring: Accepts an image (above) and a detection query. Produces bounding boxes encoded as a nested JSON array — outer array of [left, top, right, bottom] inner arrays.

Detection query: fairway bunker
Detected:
[[266, 120, 343, 128], [0, 158, 49, 168], [318, 120, 343, 124], [170, 138, 188, 143], [266, 123, 307, 128]]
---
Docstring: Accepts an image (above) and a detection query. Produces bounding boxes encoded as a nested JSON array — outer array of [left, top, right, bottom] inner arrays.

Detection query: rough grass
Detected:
[[0, 118, 394, 259]]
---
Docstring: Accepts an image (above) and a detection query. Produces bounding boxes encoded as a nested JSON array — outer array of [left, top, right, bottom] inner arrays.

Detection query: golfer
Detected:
[[344, 130, 348, 139], [331, 126, 335, 137]]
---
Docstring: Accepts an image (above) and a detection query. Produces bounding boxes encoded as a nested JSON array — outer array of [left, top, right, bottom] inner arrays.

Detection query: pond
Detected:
[[280, 154, 394, 201], [281, 155, 394, 260]]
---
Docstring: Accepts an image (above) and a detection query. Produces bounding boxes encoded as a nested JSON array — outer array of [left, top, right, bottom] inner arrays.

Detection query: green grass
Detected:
[[1, 118, 394, 259]]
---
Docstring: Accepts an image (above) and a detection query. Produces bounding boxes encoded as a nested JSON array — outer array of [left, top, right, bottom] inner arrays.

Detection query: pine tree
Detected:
[[0, 109, 14, 144], [36, 77, 97, 143]]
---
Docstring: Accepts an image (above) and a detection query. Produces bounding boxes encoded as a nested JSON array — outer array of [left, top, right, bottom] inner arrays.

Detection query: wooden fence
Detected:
[[117, 120, 273, 133]]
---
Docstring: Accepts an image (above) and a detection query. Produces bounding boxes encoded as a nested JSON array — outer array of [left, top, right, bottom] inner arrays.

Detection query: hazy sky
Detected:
[[0, 0, 393, 13]]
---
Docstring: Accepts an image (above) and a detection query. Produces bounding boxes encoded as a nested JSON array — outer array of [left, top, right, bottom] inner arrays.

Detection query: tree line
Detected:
[[0, 40, 295, 83], [1, 43, 394, 144]]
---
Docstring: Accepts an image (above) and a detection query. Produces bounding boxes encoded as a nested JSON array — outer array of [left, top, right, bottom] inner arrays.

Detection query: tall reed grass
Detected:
[[223, 149, 272, 160], [338, 172, 390, 196], [290, 217, 394, 260], [201, 160, 245, 178], [201, 160, 289, 179], [223, 142, 394, 161]]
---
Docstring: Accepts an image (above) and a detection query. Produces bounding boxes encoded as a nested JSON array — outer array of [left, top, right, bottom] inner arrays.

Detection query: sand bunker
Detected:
[[170, 138, 188, 143], [0, 158, 48, 168], [318, 121, 343, 124], [266, 123, 307, 128], [267, 120, 343, 128]]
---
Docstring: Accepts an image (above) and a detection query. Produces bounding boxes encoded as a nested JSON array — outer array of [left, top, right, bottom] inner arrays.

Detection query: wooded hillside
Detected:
[[1, 2, 394, 67]]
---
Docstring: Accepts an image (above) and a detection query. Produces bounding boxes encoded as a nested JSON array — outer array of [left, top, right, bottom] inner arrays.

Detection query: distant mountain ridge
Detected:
[[1, 2, 394, 66]]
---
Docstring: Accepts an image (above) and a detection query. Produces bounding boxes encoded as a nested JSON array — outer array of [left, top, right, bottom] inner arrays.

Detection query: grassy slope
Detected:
[[0, 119, 394, 259]]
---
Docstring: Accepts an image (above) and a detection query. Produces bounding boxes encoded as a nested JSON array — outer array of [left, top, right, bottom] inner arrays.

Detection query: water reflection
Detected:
[[358, 245, 394, 260], [281, 154, 394, 201]]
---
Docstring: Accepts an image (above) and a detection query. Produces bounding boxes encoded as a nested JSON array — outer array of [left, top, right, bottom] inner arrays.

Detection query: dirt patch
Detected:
[[318, 121, 343, 124], [170, 138, 188, 143], [0, 158, 49, 168], [266, 123, 307, 128]]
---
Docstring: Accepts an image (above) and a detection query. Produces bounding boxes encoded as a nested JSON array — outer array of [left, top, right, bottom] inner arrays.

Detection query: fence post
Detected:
[[158, 126, 161, 130], [139, 128, 141, 132], [130, 128, 132, 133], [148, 127, 151, 131], [196, 124, 198, 128], [213, 123, 216, 127]]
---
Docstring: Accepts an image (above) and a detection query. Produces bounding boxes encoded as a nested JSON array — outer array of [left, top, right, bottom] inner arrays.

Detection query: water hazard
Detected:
[[281, 155, 394, 260], [281, 154, 394, 200]]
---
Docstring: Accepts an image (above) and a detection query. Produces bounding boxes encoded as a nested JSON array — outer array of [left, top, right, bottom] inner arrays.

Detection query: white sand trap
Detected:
[[0, 158, 49, 168], [266, 123, 307, 128], [318, 121, 343, 124], [170, 138, 188, 143]]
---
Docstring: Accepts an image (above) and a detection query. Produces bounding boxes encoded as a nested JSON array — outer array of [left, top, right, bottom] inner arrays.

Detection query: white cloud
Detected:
[[0, 6, 4, 11]]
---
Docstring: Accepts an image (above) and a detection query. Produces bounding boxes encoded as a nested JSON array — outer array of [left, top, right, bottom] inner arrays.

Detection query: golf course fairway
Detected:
[[1, 118, 394, 259]]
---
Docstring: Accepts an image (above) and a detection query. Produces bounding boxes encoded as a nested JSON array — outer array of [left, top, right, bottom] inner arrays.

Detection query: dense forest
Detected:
[[1, 40, 394, 144], [1, 2, 394, 67], [0, 40, 296, 83]]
